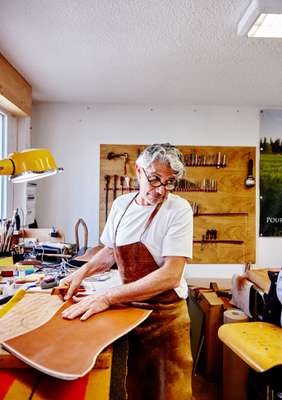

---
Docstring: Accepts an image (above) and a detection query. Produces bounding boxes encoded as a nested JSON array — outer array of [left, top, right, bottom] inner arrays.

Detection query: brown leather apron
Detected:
[[113, 193, 193, 400]]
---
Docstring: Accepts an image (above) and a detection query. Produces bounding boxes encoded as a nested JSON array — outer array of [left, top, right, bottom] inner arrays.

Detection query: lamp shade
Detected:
[[0, 148, 63, 183]]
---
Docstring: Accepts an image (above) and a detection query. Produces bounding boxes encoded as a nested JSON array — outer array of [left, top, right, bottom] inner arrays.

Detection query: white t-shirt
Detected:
[[100, 192, 193, 298]]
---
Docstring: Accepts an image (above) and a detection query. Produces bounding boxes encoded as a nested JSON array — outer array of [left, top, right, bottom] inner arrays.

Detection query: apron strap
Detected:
[[139, 201, 163, 241], [114, 192, 139, 243], [114, 192, 163, 244]]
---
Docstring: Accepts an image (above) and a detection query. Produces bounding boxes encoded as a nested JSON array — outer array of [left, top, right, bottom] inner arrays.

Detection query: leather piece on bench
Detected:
[[2, 302, 151, 380], [0, 292, 63, 365]]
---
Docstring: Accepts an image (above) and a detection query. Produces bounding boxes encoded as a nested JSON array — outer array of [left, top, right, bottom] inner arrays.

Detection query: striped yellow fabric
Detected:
[[85, 368, 111, 400], [0, 369, 38, 400], [31, 368, 111, 400]]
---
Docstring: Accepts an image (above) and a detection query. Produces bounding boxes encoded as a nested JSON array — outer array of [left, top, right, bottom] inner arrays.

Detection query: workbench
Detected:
[[218, 321, 282, 400]]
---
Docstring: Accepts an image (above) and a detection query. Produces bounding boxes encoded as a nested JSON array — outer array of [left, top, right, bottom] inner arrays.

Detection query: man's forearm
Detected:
[[83, 246, 115, 277]]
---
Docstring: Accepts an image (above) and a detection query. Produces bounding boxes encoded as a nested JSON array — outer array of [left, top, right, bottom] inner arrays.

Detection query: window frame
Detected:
[[0, 110, 8, 220]]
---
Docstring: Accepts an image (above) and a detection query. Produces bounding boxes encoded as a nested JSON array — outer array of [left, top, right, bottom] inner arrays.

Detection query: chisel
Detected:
[[113, 174, 119, 200], [120, 176, 125, 194], [105, 175, 111, 222]]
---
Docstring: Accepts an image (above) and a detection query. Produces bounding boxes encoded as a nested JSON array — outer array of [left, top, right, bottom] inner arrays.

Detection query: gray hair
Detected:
[[136, 143, 185, 179]]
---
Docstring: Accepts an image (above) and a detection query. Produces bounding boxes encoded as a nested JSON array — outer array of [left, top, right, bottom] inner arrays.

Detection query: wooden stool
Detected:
[[218, 322, 282, 400]]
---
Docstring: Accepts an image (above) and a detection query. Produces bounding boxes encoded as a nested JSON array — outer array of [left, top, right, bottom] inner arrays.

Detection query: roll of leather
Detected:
[[223, 309, 249, 324]]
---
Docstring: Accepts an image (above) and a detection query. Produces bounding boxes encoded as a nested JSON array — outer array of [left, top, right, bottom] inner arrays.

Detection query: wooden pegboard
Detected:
[[99, 144, 256, 264]]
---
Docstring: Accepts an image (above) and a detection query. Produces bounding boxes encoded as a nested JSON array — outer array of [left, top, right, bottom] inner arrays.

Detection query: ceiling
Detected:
[[0, 0, 282, 107]]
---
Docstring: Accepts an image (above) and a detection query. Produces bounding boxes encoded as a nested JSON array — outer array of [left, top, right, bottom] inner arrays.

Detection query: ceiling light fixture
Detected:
[[238, 0, 282, 38]]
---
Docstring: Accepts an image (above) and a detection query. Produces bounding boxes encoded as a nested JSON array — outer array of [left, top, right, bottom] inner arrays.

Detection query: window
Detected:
[[0, 111, 7, 220]]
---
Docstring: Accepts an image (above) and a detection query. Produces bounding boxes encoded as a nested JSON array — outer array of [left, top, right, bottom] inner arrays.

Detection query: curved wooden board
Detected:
[[218, 322, 282, 372], [2, 302, 151, 380]]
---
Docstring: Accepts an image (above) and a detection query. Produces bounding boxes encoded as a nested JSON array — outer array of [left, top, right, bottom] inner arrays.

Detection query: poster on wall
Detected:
[[260, 110, 282, 236]]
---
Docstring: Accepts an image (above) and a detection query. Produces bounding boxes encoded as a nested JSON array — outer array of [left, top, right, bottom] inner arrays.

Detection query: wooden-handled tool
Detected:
[[113, 174, 119, 200], [105, 175, 111, 222], [120, 176, 125, 194]]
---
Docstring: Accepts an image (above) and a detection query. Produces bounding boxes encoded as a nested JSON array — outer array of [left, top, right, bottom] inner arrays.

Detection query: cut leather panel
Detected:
[[2, 302, 151, 380]]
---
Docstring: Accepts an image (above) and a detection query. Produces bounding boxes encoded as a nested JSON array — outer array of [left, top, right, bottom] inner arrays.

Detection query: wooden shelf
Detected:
[[174, 189, 217, 193], [184, 164, 226, 168], [195, 213, 248, 217], [194, 240, 244, 245]]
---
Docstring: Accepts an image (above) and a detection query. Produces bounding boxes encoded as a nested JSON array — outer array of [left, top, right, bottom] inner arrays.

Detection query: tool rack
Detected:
[[100, 145, 256, 264]]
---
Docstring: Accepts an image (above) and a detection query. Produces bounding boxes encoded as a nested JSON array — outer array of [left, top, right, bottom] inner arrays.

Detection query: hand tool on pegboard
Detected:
[[216, 152, 221, 169], [107, 151, 130, 189], [120, 176, 125, 194], [113, 174, 119, 200], [127, 177, 132, 192], [134, 176, 139, 191], [123, 157, 130, 190], [245, 157, 255, 188], [104, 175, 111, 222]]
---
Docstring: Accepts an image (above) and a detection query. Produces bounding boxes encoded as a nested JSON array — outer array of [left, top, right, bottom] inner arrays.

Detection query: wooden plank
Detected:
[[99, 144, 256, 264], [218, 322, 282, 372], [0, 53, 32, 116], [198, 291, 224, 380]]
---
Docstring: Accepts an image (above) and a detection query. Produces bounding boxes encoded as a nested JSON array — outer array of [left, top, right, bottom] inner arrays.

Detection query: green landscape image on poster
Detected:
[[260, 110, 282, 236]]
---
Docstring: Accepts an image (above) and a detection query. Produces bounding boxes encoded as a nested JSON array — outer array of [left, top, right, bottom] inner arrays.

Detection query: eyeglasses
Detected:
[[142, 168, 176, 190]]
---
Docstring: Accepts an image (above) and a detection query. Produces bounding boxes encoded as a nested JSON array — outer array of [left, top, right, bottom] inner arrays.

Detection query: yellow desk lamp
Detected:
[[0, 148, 63, 183]]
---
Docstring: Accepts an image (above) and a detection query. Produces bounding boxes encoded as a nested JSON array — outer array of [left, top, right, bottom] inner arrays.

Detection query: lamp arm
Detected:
[[0, 159, 15, 175]]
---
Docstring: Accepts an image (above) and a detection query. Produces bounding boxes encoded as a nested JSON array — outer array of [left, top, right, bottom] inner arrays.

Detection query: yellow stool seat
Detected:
[[218, 321, 282, 372]]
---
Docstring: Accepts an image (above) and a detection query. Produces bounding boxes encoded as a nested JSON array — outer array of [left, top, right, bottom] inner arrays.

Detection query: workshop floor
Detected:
[[192, 373, 221, 400]]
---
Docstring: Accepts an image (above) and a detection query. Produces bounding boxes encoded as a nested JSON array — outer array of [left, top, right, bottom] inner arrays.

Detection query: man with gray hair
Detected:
[[61, 143, 193, 399]]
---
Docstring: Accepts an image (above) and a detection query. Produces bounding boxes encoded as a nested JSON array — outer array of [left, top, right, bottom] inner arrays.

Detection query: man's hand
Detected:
[[59, 246, 115, 300], [61, 293, 111, 320], [59, 268, 86, 300]]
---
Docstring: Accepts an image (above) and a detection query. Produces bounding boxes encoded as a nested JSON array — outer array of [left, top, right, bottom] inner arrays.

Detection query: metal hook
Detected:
[[107, 152, 128, 160]]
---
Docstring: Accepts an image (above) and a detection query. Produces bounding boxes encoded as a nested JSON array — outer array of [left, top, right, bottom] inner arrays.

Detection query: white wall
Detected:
[[31, 103, 282, 276]]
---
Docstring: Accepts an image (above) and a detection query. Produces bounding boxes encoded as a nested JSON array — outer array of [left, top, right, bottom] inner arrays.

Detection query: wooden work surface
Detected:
[[100, 144, 256, 264], [0, 292, 111, 370], [218, 322, 282, 372]]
